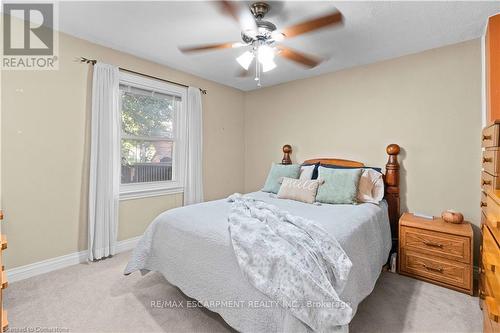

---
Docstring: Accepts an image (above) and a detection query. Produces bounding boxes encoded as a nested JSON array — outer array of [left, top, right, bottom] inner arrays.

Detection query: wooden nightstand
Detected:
[[398, 212, 473, 295]]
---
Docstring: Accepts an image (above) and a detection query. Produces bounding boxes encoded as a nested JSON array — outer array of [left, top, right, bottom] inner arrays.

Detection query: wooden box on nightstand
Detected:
[[398, 212, 473, 295]]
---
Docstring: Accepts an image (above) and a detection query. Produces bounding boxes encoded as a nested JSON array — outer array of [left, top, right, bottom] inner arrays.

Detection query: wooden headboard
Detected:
[[281, 144, 401, 250]]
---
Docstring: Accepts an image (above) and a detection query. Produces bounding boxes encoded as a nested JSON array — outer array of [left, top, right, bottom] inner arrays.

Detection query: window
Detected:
[[119, 72, 187, 199]]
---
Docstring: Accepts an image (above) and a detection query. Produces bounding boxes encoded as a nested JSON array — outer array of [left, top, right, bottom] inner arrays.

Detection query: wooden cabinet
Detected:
[[0, 211, 6, 332], [0, 211, 5, 332], [398, 213, 473, 295], [481, 122, 500, 333]]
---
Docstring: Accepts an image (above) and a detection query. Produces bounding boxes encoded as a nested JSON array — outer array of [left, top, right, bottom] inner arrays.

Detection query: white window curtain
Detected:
[[182, 87, 204, 205], [88, 63, 120, 261]]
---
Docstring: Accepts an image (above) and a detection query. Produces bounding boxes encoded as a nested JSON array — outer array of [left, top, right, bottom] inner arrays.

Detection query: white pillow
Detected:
[[299, 165, 315, 180], [357, 169, 384, 204], [277, 177, 322, 204]]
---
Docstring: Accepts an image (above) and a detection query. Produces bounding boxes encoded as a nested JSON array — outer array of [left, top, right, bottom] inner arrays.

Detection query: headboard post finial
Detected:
[[384, 144, 401, 251], [282, 145, 292, 165], [385, 144, 400, 186]]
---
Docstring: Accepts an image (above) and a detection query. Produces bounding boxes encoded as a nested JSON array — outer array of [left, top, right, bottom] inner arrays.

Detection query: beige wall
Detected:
[[118, 194, 183, 240], [2, 32, 245, 269], [244, 40, 482, 229]]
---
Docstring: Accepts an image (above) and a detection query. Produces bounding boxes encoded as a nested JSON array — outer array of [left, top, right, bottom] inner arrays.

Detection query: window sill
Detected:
[[119, 186, 183, 201]]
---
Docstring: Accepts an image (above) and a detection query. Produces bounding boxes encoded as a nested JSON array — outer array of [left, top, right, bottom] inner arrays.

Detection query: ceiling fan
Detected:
[[179, 1, 343, 87]]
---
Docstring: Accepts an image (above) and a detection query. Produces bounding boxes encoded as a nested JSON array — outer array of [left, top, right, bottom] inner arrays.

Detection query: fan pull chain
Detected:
[[255, 53, 261, 87]]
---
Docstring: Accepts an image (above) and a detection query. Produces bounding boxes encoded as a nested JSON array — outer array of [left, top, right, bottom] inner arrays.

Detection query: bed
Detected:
[[125, 144, 401, 332]]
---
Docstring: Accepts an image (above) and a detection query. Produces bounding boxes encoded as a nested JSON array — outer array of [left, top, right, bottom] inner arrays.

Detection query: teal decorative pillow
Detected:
[[316, 167, 363, 204], [262, 163, 301, 194]]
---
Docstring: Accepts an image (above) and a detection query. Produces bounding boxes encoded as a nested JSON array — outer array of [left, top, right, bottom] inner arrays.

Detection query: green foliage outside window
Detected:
[[120, 89, 174, 165]]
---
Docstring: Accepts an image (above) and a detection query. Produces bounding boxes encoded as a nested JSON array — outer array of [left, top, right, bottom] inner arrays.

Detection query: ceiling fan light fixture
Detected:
[[262, 59, 276, 72], [180, 2, 343, 87], [257, 44, 275, 64], [236, 51, 254, 70]]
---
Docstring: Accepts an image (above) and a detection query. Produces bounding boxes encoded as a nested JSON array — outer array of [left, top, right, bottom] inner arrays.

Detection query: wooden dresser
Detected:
[[398, 213, 473, 295], [0, 209, 6, 332], [481, 121, 500, 333]]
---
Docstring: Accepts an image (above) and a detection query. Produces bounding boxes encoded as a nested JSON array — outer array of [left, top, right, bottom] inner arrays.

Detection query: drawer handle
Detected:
[[485, 262, 497, 272], [483, 179, 492, 186], [423, 264, 443, 273], [481, 201, 488, 207], [484, 134, 493, 141], [423, 241, 444, 248], [483, 157, 493, 163]]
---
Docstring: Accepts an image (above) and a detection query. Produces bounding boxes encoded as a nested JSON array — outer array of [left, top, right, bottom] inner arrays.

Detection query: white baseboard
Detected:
[[6, 236, 140, 283], [114, 236, 141, 253]]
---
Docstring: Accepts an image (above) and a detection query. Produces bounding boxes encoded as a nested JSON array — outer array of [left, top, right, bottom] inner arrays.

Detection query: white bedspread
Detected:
[[125, 192, 391, 333]]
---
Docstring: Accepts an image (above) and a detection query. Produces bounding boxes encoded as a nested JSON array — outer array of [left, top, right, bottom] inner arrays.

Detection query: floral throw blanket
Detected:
[[227, 194, 353, 331]]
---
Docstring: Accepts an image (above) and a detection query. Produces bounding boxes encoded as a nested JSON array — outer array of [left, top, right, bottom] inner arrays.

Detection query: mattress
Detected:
[[125, 191, 392, 332]]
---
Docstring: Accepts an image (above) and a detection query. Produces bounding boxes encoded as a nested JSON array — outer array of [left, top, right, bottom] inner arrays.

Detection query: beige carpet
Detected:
[[5, 251, 481, 333]]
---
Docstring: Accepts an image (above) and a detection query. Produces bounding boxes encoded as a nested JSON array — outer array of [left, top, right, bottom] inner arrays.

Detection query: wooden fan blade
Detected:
[[216, 1, 257, 32], [279, 47, 321, 68], [179, 42, 240, 53], [218, 1, 239, 21], [281, 11, 343, 38]]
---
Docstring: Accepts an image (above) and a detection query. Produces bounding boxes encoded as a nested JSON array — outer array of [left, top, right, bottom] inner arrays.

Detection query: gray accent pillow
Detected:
[[262, 163, 301, 194], [316, 167, 363, 204]]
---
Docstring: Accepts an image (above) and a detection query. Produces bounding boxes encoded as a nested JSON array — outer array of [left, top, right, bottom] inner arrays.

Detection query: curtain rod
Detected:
[[78, 57, 207, 95]]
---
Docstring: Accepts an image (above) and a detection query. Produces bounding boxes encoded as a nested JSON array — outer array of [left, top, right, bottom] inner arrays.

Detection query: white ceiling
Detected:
[[58, 1, 500, 91]]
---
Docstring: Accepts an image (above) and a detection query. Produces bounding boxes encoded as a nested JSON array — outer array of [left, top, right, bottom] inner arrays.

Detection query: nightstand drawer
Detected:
[[484, 149, 500, 177], [400, 226, 471, 263], [483, 124, 500, 148], [399, 213, 473, 295], [400, 250, 472, 291]]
